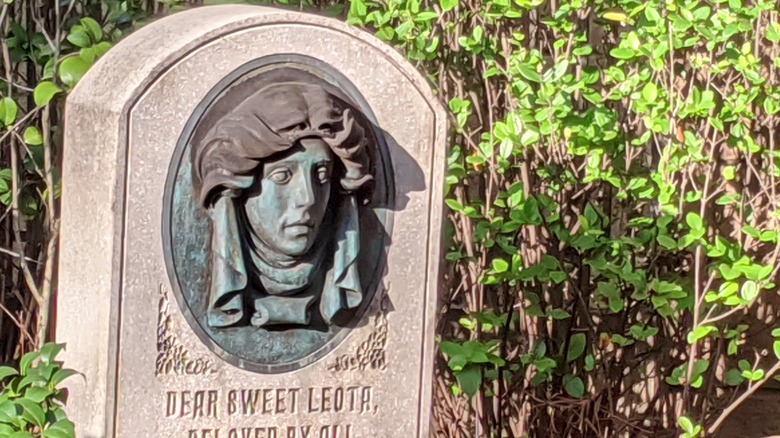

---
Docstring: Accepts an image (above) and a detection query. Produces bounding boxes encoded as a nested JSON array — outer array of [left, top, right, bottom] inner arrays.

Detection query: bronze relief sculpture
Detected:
[[165, 57, 393, 373], [193, 83, 372, 329]]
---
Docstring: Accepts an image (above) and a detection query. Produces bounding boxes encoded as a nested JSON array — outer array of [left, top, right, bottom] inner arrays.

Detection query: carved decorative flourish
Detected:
[[328, 288, 389, 372], [156, 284, 215, 376]]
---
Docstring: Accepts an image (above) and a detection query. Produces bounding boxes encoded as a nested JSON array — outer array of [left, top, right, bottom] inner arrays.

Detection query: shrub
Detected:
[[345, 0, 780, 436], [0, 343, 76, 438]]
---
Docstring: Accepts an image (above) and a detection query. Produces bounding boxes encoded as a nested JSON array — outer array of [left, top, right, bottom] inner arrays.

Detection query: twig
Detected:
[[0, 245, 41, 265], [707, 361, 780, 435]]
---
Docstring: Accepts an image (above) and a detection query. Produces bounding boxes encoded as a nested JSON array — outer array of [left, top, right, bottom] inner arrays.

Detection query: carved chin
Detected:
[[274, 230, 319, 256], [272, 236, 312, 257]]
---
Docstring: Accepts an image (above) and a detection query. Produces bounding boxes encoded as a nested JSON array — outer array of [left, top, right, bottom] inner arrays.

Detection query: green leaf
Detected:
[[719, 281, 739, 298], [679, 416, 694, 434], [602, 9, 628, 22], [547, 309, 570, 320], [347, 0, 367, 21], [520, 129, 539, 146], [445, 198, 463, 212], [416, 11, 438, 21], [743, 226, 760, 238], [23, 127, 43, 146], [716, 193, 740, 205], [92, 41, 112, 58], [18, 399, 45, 428], [439, 0, 457, 12], [0, 98, 18, 127], [9, 432, 34, 438], [458, 317, 477, 331], [43, 419, 76, 438], [59, 57, 91, 88], [687, 325, 716, 344], [24, 386, 51, 403], [685, 212, 703, 231], [66, 30, 91, 48], [657, 235, 678, 250], [722, 166, 736, 180], [584, 355, 595, 371], [774, 340, 780, 361], [760, 231, 778, 243], [518, 64, 541, 83], [0, 398, 16, 424], [766, 22, 780, 43], [19, 351, 39, 375], [81, 17, 103, 41], [547, 270, 566, 284], [455, 364, 481, 398], [439, 341, 463, 359], [492, 258, 509, 273], [563, 375, 585, 398], [725, 369, 745, 386], [693, 359, 710, 377], [0, 366, 18, 381], [740, 280, 759, 302], [609, 48, 635, 60], [719, 264, 741, 281], [375, 26, 395, 41], [33, 82, 62, 107], [642, 82, 658, 102], [566, 333, 586, 362], [51, 369, 80, 386], [39, 343, 64, 364]]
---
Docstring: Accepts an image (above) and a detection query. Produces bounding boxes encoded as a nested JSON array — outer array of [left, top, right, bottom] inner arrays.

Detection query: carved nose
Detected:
[[293, 174, 316, 209]]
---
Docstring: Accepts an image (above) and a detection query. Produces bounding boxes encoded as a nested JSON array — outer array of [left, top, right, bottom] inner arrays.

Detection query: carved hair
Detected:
[[192, 82, 374, 208]]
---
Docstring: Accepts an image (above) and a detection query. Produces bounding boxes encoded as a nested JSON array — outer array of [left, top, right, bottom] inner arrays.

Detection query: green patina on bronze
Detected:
[[193, 81, 373, 329], [165, 58, 393, 373]]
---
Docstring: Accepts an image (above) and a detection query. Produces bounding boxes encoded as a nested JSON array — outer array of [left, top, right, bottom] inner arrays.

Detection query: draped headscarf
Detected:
[[192, 81, 373, 328]]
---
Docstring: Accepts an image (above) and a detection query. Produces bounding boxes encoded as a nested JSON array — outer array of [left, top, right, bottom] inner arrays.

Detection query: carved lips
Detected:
[[284, 218, 315, 237]]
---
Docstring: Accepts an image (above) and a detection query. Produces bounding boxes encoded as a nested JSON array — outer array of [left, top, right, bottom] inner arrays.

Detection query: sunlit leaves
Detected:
[[609, 47, 635, 60], [687, 325, 717, 344], [642, 82, 658, 102], [601, 9, 628, 23], [0, 343, 75, 437], [352, 0, 778, 425], [58, 57, 90, 88], [0, 98, 18, 127], [679, 416, 702, 438], [740, 280, 758, 302], [439, 0, 457, 12], [23, 127, 43, 146], [33, 82, 62, 107]]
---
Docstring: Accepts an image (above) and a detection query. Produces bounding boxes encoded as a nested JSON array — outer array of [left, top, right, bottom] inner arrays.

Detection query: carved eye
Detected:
[[267, 168, 292, 185], [316, 166, 330, 185]]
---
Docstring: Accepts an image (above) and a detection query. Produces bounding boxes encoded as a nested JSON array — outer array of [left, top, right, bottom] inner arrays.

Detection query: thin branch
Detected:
[[0, 245, 41, 265], [707, 361, 780, 435]]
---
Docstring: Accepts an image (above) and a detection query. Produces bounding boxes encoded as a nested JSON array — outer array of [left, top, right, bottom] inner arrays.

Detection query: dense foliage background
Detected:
[[2, 0, 780, 436]]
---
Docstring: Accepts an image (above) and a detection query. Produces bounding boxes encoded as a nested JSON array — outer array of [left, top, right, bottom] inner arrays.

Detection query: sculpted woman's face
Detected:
[[245, 138, 334, 257]]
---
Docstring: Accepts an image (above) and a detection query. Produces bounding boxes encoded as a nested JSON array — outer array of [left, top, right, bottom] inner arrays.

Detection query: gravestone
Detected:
[[56, 5, 446, 437]]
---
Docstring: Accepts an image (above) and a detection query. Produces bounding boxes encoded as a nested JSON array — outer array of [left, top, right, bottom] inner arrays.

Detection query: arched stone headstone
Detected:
[[57, 5, 446, 437]]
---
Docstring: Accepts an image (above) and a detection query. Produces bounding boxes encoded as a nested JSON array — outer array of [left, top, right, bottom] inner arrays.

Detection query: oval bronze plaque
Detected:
[[163, 55, 394, 373]]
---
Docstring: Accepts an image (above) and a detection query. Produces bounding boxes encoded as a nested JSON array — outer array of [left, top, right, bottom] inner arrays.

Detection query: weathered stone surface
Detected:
[[57, 5, 446, 437]]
